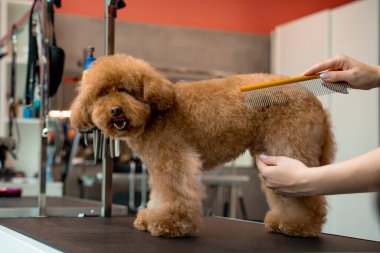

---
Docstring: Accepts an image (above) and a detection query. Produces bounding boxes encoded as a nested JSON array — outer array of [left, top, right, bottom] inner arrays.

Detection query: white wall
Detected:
[[326, 0, 380, 241], [271, 0, 380, 241], [271, 10, 331, 108]]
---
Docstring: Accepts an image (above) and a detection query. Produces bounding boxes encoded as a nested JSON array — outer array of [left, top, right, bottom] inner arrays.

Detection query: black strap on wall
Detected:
[[47, 0, 65, 98], [25, 0, 65, 104], [9, 25, 17, 139], [25, 0, 39, 105]]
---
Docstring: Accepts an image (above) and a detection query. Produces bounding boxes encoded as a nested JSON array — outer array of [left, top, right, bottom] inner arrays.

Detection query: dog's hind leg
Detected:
[[133, 146, 205, 237], [253, 108, 334, 237], [257, 148, 328, 237]]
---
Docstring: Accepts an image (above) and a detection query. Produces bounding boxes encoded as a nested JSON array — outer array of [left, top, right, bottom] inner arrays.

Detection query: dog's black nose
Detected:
[[111, 107, 122, 116]]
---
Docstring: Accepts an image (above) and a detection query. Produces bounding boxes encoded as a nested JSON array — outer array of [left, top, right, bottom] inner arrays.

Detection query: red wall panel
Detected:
[[56, 0, 355, 34]]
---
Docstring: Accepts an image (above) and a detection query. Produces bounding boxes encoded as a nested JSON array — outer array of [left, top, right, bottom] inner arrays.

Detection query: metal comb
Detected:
[[240, 75, 351, 108]]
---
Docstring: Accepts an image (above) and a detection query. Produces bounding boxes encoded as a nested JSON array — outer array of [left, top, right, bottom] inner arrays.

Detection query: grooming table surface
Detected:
[[0, 216, 380, 253]]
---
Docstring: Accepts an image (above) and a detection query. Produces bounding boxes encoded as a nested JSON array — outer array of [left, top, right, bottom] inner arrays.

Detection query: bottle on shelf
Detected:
[[82, 47, 96, 80]]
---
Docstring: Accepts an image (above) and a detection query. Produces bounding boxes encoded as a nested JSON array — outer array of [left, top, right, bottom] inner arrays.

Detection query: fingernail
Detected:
[[259, 154, 268, 159], [320, 72, 329, 80]]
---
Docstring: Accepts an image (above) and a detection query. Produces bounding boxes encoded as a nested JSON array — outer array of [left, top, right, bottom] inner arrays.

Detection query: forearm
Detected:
[[309, 148, 380, 195]]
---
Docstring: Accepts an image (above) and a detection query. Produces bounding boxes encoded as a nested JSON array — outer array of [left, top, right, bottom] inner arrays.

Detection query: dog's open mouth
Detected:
[[113, 118, 129, 131]]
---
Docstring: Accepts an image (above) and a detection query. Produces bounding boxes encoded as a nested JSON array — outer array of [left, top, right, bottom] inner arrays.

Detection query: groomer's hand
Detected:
[[256, 154, 317, 197], [303, 54, 380, 90]]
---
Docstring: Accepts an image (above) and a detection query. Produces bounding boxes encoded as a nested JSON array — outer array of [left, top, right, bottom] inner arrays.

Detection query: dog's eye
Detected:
[[99, 89, 108, 97], [117, 87, 129, 94]]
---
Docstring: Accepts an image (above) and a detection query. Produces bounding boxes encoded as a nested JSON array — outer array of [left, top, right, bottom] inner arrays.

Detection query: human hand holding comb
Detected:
[[303, 54, 380, 90], [240, 54, 380, 108]]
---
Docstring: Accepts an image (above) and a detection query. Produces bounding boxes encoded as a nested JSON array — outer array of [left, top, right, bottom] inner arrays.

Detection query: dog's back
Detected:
[[154, 73, 335, 169]]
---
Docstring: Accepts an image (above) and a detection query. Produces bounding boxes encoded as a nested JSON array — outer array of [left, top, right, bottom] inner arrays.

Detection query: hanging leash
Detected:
[[25, 0, 40, 105], [6, 26, 18, 160]]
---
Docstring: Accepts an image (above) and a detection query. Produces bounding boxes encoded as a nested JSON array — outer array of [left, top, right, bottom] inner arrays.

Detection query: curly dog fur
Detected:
[[70, 54, 335, 237]]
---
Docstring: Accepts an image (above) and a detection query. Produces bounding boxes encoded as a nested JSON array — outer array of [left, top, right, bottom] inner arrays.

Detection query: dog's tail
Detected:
[[319, 111, 336, 166]]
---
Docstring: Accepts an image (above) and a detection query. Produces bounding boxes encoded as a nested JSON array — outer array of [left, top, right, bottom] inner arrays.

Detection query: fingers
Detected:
[[255, 155, 273, 180], [255, 155, 266, 172], [256, 155, 284, 176], [257, 154, 279, 166], [302, 54, 348, 76], [256, 155, 296, 195], [319, 71, 351, 83], [256, 155, 280, 183], [302, 60, 338, 76], [255, 157, 285, 195]]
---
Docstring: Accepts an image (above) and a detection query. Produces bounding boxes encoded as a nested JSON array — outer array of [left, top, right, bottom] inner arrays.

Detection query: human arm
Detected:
[[256, 148, 380, 196], [303, 54, 380, 90]]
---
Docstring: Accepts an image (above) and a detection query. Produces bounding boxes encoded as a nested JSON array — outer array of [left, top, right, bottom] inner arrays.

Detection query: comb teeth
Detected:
[[243, 78, 351, 108]]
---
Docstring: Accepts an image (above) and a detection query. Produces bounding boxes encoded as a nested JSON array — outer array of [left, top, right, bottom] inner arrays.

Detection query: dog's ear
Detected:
[[69, 84, 95, 130], [143, 73, 176, 111]]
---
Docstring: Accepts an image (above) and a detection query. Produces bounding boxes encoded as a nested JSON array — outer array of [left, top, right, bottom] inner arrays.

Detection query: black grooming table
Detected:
[[1, 217, 380, 252]]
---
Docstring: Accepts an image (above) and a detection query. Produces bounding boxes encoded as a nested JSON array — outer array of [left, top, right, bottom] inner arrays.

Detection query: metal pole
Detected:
[[37, 0, 51, 217], [101, 137, 113, 217], [101, 0, 117, 217], [105, 0, 117, 56], [101, 0, 125, 217]]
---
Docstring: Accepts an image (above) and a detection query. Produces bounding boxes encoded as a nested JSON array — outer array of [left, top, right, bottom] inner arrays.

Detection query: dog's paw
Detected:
[[264, 211, 281, 233], [278, 221, 321, 237], [264, 211, 321, 237], [147, 216, 199, 237], [134, 208, 149, 231]]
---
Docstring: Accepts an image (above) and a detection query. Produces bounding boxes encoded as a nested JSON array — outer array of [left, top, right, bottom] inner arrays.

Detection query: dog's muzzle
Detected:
[[110, 107, 129, 131]]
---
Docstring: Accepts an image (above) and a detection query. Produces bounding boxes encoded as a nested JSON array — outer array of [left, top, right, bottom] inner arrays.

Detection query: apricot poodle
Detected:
[[70, 54, 335, 237]]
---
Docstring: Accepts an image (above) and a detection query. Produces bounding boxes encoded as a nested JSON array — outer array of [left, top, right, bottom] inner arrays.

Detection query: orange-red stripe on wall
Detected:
[[56, 0, 355, 34]]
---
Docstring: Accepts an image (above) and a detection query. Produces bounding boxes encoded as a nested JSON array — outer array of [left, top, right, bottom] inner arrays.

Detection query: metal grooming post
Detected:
[[105, 0, 115, 56], [101, 136, 113, 217], [37, 0, 51, 217], [101, 0, 124, 217]]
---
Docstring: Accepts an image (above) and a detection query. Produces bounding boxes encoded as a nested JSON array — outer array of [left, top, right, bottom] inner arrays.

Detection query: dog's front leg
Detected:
[[133, 149, 205, 237]]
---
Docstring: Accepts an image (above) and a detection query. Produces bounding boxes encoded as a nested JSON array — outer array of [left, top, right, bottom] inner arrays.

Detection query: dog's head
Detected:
[[70, 54, 176, 138]]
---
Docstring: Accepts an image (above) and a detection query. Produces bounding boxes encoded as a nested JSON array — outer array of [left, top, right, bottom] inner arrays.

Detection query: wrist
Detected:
[[373, 66, 380, 88], [305, 167, 326, 196]]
